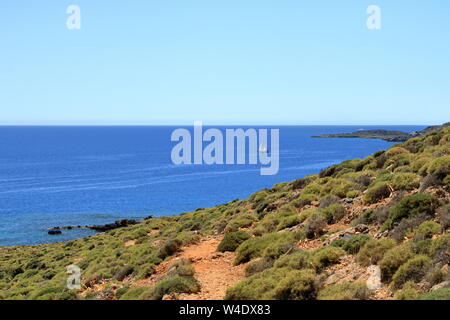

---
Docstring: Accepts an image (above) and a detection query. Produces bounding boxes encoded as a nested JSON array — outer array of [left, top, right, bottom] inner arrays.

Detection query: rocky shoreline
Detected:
[[47, 217, 152, 235]]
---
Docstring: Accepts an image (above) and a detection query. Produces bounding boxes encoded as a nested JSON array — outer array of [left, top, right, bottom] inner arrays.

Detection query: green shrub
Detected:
[[119, 286, 151, 300], [273, 250, 311, 270], [321, 179, 357, 198], [383, 193, 440, 230], [430, 233, 450, 264], [310, 247, 345, 270], [293, 194, 318, 208], [141, 276, 200, 300], [413, 221, 440, 240], [386, 147, 409, 157], [317, 281, 370, 300], [224, 214, 257, 233], [244, 258, 273, 276], [379, 243, 413, 281], [234, 232, 294, 265], [263, 241, 296, 260], [418, 288, 450, 300], [331, 234, 371, 254], [356, 238, 396, 267], [166, 259, 195, 278], [217, 231, 251, 252], [392, 173, 420, 191], [318, 195, 340, 208], [426, 156, 450, 179], [390, 255, 431, 289], [277, 215, 301, 231], [393, 282, 419, 300], [31, 287, 78, 300], [225, 268, 316, 300], [346, 190, 362, 198], [320, 204, 346, 224], [298, 208, 316, 223], [157, 239, 183, 259], [363, 182, 391, 204], [351, 209, 376, 226], [272, 269, 317, 300], [305, 212, 327, 239]]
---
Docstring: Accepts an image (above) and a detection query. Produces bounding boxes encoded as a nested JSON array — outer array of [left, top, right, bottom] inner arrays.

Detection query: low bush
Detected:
[[318, 195, 340, 209], [346, 190, 362, 198], [165, 259, 195, 278], [320, 204, 346, 224], [363, 182, 391, 204], [438, 205, 450, 230], [351, 209, 375, 226], [413, 221, 440, 240], [385, 147, 409, 157], [393, 282, 419, 300], [419, 174, 441, 191], [383, 193, 440, 230], [293, 194, 318, 208], [217, 231, 251, 252], [304, 213, 327, 239], [224, 214, 257, 233], [379, 243, 413, 281], [31, 287, 78, 300], [298, 208, 316, 223], [331, 234, 371, 254], [430, 233, 450, 265], [426, 156, 450, 179], [244, 258, 273, 276], [113, 265, 134, 281], [141, 276, 200, 300], [276, 215, 301, 231], [157, 239, 183, 260], [234, 232, 294, 265], [317, 281, 370, 300], [392, 173, 420, 191], [119, 287, 151, 300], [356, 238, 396, 267], [225, 268, 316, 300], [310, 247, 345, 270], [391, 213, 431, 242], [273, 250, 311, 270], [425, 267, 448, 286], [418, 288, 450, 300], [390, 255, 431, 289]]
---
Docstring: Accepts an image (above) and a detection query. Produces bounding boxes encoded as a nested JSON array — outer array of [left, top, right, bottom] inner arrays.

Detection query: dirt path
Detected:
[[177, 236, 246, 300], [137, 236, 246, 300]]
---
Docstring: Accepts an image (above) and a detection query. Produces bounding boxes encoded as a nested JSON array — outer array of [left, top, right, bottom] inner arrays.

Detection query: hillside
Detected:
[[1, 125, 449, 300]]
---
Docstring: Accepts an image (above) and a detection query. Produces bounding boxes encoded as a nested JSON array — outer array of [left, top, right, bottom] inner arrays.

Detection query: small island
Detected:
[[312, 123, 450, 142]]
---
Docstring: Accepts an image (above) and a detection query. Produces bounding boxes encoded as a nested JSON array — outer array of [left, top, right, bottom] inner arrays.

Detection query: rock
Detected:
[[374, 229, 389, 239], [88, 219, 138, 232], [344, 198, 354, 204], [431, 281, 450, 291], [355, 224, 369, 234], [48, 230, 62, 235]]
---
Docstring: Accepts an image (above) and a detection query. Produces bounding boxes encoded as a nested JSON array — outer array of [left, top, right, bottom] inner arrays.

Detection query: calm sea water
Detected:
[[0, 125, 425, 245]]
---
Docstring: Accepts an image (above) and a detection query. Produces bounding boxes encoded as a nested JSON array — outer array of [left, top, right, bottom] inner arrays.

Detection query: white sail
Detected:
[[259, 143, 267, 153]]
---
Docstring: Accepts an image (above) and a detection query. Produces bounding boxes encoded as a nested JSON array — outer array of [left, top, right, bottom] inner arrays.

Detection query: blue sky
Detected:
[[0, 1, 449, 125]]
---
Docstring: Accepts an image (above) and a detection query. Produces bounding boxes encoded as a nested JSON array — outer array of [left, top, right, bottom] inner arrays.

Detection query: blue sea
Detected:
[[0, 125, 425, 246]]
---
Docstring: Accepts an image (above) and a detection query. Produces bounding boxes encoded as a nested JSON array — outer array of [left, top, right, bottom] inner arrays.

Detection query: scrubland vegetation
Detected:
[[1, 125, 449, 300]]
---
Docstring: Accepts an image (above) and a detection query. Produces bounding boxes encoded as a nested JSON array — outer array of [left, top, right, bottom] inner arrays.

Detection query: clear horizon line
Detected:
[[0, 123, 435, 127]]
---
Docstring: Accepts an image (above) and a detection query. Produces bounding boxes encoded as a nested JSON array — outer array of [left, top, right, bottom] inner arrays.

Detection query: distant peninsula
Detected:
[[312, 122, 450, 142]]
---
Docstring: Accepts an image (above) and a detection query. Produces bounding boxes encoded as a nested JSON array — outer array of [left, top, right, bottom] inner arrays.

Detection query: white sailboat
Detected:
[[259, 143, 267, 153]]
